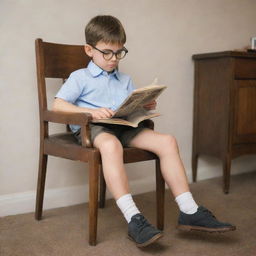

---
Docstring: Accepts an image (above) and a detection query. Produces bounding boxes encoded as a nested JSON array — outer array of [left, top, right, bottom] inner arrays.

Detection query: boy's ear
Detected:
[[84, 44, 93, 57]]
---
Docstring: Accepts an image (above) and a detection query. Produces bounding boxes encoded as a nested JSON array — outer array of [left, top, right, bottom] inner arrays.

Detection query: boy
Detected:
[[53, 15, 235, 247]]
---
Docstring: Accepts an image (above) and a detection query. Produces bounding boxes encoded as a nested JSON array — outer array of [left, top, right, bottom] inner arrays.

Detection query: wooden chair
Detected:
[[35, 38, 165, 246]]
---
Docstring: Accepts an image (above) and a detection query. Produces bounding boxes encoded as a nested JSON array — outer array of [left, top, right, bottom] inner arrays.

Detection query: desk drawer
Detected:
[[234, 81, 256, 143], [234, 58, 256, 79]]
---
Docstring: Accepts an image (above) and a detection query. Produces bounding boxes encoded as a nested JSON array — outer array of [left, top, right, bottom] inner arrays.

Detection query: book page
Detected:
[[126, 109, 160, 124], [92, 109, 160, 127], [113, 84, 167, 117]]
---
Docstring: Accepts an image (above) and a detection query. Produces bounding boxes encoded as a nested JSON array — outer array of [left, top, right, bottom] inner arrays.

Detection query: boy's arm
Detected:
[[52, 98, 114, 120]]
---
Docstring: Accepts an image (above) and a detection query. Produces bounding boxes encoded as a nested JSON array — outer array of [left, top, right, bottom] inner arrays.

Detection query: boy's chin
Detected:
[[108, 63, 118, 70], [104, 66, 117, 73]]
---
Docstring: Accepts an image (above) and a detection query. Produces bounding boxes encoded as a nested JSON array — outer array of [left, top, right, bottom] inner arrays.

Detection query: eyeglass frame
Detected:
[[88, 43, 128, 60]]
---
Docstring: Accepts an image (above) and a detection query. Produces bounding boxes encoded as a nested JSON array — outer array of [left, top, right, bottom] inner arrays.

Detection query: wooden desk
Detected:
[[192, 51, 256, 193]]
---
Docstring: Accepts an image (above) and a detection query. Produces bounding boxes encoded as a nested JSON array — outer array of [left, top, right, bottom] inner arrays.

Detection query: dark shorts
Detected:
[[73, 122, 148, 147]]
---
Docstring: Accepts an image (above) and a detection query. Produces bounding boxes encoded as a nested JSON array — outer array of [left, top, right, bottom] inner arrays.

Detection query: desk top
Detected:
[[193, 50, 256, 60]]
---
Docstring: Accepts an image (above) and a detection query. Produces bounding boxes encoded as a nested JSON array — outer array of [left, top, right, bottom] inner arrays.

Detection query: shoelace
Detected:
[[202, 208, 216, 219], [135, 216, 151, 229]]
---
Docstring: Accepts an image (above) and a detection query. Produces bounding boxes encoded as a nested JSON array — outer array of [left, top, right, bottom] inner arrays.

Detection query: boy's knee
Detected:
[[159, 134, 179, 153], [98, 136, 123, 154]]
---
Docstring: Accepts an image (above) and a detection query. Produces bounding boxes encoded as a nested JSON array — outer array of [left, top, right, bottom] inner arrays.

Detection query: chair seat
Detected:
[[44, 132, 158, 163]]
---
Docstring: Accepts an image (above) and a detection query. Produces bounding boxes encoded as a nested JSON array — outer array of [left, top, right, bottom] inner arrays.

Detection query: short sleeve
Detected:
[[55, 71, 84, 104]]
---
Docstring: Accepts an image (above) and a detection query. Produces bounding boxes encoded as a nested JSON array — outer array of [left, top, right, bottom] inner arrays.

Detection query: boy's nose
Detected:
[[111, 54, 117, 61]]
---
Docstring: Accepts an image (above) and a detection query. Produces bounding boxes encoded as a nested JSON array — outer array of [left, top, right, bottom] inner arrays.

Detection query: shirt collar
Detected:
[[113, 69, 121, 80], [87, 60, 120, 80]]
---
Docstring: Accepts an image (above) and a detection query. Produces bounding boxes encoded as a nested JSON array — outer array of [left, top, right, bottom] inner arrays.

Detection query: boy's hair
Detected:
[[85, 15, 126, 46]]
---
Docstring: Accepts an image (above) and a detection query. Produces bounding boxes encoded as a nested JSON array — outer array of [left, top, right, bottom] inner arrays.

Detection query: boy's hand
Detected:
[[143, 100, 157, 110], [90, 108, 114, 120]]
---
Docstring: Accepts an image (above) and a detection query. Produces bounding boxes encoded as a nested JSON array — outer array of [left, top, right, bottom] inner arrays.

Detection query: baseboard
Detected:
[[1, 166, 254, 217], [0, 176, 155, 217]]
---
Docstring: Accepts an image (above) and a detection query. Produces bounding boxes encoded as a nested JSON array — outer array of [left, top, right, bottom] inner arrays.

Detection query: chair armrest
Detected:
[[43, 110, 92, 125], [43, 110, 93, 147]]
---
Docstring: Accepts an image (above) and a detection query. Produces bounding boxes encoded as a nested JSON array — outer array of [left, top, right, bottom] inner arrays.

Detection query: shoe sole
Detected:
[[177, 224, 236, 233], [128, 232, 163, 247]]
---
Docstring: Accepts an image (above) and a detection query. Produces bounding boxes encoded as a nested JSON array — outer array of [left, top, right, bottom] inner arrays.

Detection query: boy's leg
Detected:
[[128, 129, 190, 198], [128, 129, 198, 214], [128, 129, 236, 232], [93, 132, 129, 200], [93, 132, 163, 246]]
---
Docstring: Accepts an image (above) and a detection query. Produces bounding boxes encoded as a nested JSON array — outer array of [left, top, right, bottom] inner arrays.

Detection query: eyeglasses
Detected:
[[89, 44, 128, 60]]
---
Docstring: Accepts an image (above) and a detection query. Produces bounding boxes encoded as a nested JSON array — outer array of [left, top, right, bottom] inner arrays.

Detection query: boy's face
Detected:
[[85, 41, 124, 72]]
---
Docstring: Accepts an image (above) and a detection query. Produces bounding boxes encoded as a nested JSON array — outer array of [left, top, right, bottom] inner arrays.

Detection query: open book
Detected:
[[92, 82, 167, 127]]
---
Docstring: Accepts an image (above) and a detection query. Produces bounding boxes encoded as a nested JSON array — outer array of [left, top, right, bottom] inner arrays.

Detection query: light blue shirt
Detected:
[[56, 60, 135, 132]]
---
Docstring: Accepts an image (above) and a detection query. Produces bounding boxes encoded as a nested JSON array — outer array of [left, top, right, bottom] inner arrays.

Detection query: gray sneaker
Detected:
[[177, 206, 236, 233], [128, 214, 163, 247]]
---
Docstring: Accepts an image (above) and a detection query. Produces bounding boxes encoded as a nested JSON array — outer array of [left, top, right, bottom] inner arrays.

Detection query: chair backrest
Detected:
[[35, 38, 91, 135], [35, 38, 91, 112]]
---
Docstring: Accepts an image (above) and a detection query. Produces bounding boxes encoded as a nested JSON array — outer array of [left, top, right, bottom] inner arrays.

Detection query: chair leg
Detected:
[[99, 165, 106, 208], [155, 158, 165, 230], [88, 152, 100, 246], [192, 153, 198, 182], [35, 153, 48, 220], [222, 155, 231, 194]]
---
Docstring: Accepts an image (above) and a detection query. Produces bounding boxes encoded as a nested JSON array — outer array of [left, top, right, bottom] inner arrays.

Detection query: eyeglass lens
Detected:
[[103, 49, 127, 60]]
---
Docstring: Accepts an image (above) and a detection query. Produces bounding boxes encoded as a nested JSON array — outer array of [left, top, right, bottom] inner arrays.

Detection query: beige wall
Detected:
[[1, 0, 256, 215]]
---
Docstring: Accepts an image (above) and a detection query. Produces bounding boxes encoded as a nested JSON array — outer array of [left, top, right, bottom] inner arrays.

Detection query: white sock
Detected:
[[116, 194, 140, 223], [175, 192, 198, 214]]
